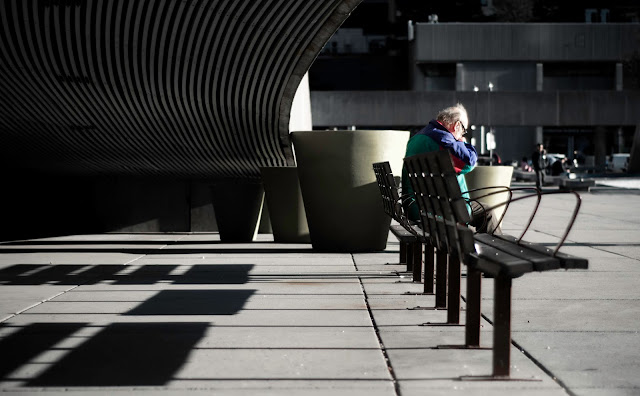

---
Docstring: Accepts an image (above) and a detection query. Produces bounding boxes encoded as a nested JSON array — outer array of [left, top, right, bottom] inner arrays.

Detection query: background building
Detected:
[[309, 0, 640, 167]]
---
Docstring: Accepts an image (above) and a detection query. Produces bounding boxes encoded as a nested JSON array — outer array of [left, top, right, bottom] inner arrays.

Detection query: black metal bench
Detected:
[[403, 150, 589, 378], [372, 162, 426, 283], [373, 162, 458, 317]]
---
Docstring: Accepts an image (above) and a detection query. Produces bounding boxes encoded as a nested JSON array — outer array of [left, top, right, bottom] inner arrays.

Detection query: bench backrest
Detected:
[[403, 151, 475, 256], [372, 162, 399, 221], [372, 161, 413, 230]]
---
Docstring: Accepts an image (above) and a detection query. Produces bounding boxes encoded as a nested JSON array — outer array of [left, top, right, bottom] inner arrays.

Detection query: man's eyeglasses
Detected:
[[458, 120, 469, 136]]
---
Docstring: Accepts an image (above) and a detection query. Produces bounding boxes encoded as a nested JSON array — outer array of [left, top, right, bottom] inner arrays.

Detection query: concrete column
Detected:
[[456, 63, 464, 91], [536, 63, 543, 92], [617, 127, 624, 153], [536, 64, 544, 152], [388, 0, 396, 23], [594, 127, 608, 169], [409, 41, 423, 91], [616, 62, 623, 91], [288, 72, 312, 132], [628, 125, 640, 173], [568, 136, 575, 161], [190, 182, 218, 232], [535, 126, 543, 145]]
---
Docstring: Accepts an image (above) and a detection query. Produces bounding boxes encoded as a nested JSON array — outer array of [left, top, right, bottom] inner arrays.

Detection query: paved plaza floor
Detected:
[[0, 187, 639, 395]]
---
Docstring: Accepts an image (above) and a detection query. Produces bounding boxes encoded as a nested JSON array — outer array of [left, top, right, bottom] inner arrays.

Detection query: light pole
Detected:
[[473, 86, 481, 154], [487, 82, 494, 165]]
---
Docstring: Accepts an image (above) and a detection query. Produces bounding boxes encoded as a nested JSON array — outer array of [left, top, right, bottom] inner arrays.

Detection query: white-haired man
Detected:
[[401, 103, 501, 234]]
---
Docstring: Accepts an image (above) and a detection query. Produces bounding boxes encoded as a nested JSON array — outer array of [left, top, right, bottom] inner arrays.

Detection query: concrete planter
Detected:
[[464, 166, 514, 227], [291, 130, 409, 252], [211, 180, 264, 242], [260, 167, 310, 243]]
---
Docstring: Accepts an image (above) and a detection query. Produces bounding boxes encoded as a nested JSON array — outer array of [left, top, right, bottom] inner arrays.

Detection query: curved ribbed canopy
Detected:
[[0, 0, 360, 179]]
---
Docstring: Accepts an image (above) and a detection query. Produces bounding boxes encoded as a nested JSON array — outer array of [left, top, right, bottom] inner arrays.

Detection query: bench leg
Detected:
[[447, 254, 461, 324], [405, 242, 414, 272], [435, 251, 448, 309], [493, 275, 512, 377], [400, 242, 408, 266], [412, 242, 422, 282], [465, 267, 482, 347], [423, 244, 434, 294]]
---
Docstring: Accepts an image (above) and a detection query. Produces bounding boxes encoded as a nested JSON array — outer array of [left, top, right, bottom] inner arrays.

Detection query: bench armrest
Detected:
[[392, 195, 420, 237], [477, 190, 582, 256], [462, 186, 538, 235]]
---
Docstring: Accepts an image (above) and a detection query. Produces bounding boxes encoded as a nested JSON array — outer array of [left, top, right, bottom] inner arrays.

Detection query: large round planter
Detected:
[[291, 130, 409, 252], [211, 180, 264, 242], [260, 167, 310, 243], [464, 166, 514, 227]]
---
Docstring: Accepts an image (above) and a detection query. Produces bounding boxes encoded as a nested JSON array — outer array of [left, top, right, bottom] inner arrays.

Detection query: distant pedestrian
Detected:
[[532, 144, 547, 190], [520, 157, 532, 172], [551, 157, 569, 176]]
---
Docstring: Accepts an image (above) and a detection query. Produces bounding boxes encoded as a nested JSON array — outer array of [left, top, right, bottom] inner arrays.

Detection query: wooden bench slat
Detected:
[[474, 233, 561, 272], [468, 243, 534, 278], [390, 224, 418, 243], [493, 234, 589, 269]]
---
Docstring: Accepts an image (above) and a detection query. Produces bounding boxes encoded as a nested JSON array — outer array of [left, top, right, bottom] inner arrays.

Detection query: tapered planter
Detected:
[[291, 130, 409, 252], [464, 166, 514, 227], [260, 167, 310, 243], [211, 180, 264, 242]]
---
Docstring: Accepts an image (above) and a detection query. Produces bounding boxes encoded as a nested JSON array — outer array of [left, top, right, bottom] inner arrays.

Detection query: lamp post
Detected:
[[487, 82, 494, 165], [473, 85, 481, 154]]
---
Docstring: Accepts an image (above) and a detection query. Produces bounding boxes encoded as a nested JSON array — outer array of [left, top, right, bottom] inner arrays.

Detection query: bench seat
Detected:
[[472, 233, 561, 276], [492, 234, 589, 269], [390, 224, 420, 243]]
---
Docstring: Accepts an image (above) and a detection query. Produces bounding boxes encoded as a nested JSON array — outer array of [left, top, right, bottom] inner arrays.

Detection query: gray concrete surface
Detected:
[[0, 188, 639, 395]]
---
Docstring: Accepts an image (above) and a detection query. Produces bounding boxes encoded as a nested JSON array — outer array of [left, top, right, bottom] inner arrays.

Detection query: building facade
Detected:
[[310, 1, 640, 168]]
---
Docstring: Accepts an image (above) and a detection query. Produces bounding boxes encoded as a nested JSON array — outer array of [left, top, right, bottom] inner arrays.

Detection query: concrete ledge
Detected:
[[557, 178, 596, 191], [513, 169, 536, 182]]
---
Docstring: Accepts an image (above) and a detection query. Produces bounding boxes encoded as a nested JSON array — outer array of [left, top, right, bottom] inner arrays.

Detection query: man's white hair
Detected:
[[436, 103, 468, 126]]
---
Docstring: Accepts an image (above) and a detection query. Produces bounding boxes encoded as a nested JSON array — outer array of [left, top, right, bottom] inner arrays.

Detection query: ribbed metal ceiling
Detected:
[[0, 0, 360, 179]]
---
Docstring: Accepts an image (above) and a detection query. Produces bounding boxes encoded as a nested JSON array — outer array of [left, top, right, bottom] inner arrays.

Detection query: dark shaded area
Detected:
[[28, 322, 208, 386], [0, 171, 200, 242], [0, 247, 315, 255], [0, 239, 278, 246], [0, 170, 97, 242], [0, 264, 87, 285], [310, 55, 408, 91], [0, 323, 86, 380], [175, 265, 254, 285], [125, 290, 256, 315], [0, 264, 255, 286]]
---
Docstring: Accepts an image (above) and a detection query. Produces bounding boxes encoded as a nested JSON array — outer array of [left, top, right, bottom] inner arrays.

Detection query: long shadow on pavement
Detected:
[[27, 322, 208, 387]]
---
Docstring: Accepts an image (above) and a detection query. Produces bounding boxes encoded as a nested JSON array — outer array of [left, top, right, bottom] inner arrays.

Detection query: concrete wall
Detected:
[[457, 62, 537, 92], [491, 127, 539, 164], [310, 90, 640, 127], [414, 23, 640, 62], [0, 174, 220, 242]]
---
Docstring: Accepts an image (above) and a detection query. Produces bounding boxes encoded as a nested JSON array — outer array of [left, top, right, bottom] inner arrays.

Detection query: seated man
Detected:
[[520, 157, 532, 172], [401, 103, 502, 234], [551, 157, 569, 176]]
